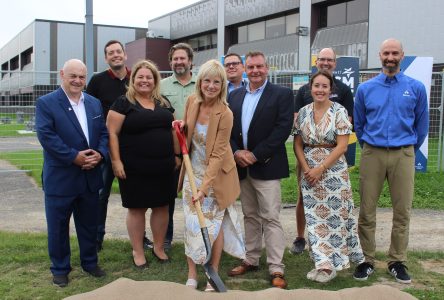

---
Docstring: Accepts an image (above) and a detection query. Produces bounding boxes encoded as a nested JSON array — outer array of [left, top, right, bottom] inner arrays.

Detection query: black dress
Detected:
[[110, 96, 176, 208]]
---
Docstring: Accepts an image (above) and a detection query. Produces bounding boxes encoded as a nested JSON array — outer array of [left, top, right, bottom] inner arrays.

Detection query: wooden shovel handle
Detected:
[[174, 123, 206, 228]]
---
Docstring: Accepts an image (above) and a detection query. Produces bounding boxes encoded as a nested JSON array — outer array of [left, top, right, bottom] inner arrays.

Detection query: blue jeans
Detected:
[[97, 160, 115, 242]]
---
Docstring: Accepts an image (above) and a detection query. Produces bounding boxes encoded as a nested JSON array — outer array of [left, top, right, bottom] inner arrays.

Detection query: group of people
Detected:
[[35, 38, 428, 290]]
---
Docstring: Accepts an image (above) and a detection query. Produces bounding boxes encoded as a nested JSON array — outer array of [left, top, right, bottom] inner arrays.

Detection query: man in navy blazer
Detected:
[[36, 59, 109, 287], [227, 51, 293, 289]]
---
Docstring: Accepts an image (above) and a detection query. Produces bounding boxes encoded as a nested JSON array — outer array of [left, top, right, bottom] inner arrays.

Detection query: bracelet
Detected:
[[175, 153, 183, 159], [320, 163, 326, 171]]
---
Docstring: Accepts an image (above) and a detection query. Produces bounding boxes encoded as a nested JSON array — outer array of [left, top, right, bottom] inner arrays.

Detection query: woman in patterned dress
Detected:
[[174, 60, 245, 291], [294, 70, 364, 283]]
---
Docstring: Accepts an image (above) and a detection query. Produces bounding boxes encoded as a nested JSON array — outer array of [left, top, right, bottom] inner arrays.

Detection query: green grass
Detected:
[[1, 148, 444, 209], [0, 231, 443, 299], [0, 114, 36, 137]]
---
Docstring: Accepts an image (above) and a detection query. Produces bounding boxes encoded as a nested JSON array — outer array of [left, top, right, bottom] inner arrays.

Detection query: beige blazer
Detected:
[[178, 95, 240, 210]]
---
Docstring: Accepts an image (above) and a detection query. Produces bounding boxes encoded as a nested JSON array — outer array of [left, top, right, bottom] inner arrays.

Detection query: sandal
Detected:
[[204, 282, 215, 292], [185, 278, 198, 289]]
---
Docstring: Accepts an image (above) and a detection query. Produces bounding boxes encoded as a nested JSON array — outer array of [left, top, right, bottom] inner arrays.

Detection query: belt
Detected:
[[370, 144, 411, 150], [304, 144, 337, 148]]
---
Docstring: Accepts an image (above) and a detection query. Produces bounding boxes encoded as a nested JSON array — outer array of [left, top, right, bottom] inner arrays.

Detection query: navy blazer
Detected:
[[36, 88, 109, 196], [228, 81, 293, 180]]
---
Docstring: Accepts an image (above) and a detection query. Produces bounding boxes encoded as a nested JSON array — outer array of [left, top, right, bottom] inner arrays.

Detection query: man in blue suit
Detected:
[[36, 59, 109, 287], [227, 51, 293, 289]]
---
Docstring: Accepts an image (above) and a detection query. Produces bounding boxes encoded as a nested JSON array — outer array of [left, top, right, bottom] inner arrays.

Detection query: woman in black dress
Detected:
[[107, 60, 181, 267]]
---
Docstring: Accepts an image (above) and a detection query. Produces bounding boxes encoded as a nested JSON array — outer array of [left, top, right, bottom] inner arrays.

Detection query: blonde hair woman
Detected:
[[107, 60, 181, 268], [174, 59, 245, 291]]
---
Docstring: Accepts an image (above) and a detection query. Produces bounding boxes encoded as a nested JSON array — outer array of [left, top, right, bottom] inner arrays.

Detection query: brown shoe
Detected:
[[270, 272, 288, 289], [228, 261, 259, 276]]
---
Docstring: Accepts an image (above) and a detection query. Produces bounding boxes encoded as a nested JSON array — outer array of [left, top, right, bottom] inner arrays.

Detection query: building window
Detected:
[[1, 62, 8, 79], [286, 13, 300, 34], [238, 25, 247, 43], [188, 37, 199, 50], [197, 35, 211, 51], [347, 0, 369, 23], [211, 33, 217, 48], [10, 56, 19, 71], [327, 3, 346, 27], [325, 0, 369, 27], [266, 16, 285, 39], [248, 21, 265, 42], [21, 47, 33, 70]]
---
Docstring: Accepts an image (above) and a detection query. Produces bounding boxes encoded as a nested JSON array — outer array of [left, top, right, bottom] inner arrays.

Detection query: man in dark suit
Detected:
[[36, 59, 108, 287], [227, 51, 293, 289]]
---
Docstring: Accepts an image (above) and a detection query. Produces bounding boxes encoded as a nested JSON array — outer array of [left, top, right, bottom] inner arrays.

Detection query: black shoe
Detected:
[[84, 266, 106, 278], [289, 237, 306, 255], [152, 248, 170, 263], [143, 236, 153, 250], [388, 262, 411, 284], [353, 262, 374, 281], [164, 240, 172, 251], [97, 240, 103, 252], [52, 274, 68, 287], [133, 257, 148, 269]]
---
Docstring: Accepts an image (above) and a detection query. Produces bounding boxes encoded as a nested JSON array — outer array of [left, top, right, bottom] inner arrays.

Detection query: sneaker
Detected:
[[306, 268, 318, 280], [314, 269, 337, 283], [388, 262, 411, 284], [143, 236, 153, 250], [353, 262, 374, 281], [289, 237, 306, 254]]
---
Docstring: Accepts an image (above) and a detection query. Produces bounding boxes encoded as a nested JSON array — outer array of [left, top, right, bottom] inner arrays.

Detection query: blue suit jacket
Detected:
[[228, 81, 294, 180], [36, 88, 109, 196]]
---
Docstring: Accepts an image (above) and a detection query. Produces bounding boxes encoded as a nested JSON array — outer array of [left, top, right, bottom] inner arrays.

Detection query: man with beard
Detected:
[[86, 40, 132, 251], [289, 47, 354, 255], [161, 43, 196, 120], [353, 38, 429, 284], [160, 43, 196, 250]]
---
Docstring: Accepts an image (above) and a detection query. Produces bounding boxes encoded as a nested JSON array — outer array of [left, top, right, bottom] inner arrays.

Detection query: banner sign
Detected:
[[401, 56, 433, 172], [335, 56, 360, 166]]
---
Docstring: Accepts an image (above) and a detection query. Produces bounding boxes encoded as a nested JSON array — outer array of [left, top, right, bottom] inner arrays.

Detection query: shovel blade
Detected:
[[200, 227, 226, 292], [204, 264, 227, 292]]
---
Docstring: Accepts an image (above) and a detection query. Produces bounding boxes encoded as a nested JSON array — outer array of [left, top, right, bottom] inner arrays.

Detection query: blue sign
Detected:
[[401, 56, 433, 172]]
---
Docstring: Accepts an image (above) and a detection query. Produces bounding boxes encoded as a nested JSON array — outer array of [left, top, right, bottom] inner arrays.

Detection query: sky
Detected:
[[0, 0, 201, 48]]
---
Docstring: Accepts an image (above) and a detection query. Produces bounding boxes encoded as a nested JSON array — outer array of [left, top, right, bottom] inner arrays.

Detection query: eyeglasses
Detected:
[[224, 61, 242, 68], [317, 57, 335, 63]]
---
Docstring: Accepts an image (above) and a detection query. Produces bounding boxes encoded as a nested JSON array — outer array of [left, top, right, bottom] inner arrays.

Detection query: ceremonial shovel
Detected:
[[173, 123, 227, 292]]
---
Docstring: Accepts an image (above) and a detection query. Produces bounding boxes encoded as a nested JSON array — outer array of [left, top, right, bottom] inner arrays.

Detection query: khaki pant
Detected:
[[240, 175, 285, 274], [358, 143, 415, 265]]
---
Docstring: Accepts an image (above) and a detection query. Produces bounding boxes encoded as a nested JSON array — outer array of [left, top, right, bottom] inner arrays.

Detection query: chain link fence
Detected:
[[1, 70, 443, 174]]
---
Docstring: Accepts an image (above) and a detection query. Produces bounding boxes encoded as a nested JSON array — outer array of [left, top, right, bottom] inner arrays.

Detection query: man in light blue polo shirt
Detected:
[[353, 38, 429, 284]]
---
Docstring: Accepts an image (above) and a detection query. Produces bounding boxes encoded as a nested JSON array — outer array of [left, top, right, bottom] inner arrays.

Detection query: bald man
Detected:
[[36, 59, 109, 287], [353, 39, 428, 283], [290, 48, 354, 255]]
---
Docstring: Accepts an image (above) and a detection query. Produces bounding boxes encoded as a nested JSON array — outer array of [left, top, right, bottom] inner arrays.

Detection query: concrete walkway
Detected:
[[1, 159, 443, 251]]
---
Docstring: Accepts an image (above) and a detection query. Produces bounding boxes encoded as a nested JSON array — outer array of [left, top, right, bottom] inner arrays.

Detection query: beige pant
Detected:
[[240, 174, 285, 274], [358, 143, 415, 265]]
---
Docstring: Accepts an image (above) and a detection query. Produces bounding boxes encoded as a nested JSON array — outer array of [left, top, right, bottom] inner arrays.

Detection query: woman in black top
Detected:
[[107, 60, 181, 267]]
